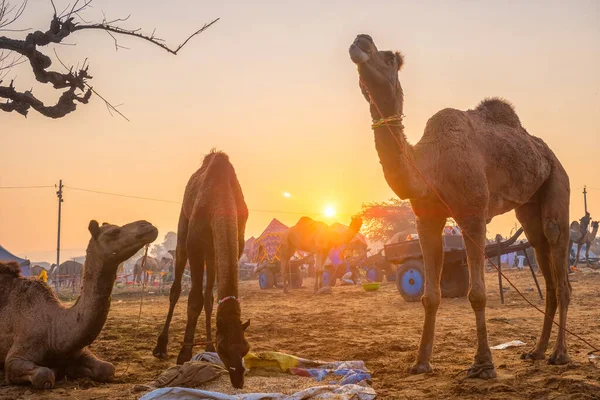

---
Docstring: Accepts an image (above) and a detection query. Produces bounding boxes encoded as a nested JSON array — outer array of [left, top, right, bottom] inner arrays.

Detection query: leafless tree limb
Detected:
[[0, 0, 218, 118]]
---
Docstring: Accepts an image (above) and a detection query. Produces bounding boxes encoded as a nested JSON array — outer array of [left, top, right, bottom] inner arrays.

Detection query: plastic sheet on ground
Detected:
[[139, 383, 376, 400], [491, 340, 527, 350]]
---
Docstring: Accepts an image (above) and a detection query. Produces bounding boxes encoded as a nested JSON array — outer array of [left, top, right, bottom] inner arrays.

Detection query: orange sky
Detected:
[[1, 0, 599, 262]]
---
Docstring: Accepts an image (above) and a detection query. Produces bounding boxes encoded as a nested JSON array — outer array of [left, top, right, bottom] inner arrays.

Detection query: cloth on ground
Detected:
[[244, 352, 371, 385], [139, 360, 226, 390], [139, 383, 376, 400]]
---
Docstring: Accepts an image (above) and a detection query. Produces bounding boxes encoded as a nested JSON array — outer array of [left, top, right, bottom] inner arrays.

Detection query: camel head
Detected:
[[592, 221, 599, 230], [349, 34, 405, 119], [216, 307, 250, 389], [87, 220, 158, 266], [349, 215, 363, 232]]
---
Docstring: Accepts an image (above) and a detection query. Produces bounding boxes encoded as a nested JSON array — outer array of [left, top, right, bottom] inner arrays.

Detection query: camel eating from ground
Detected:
[[572, 221, 599, 266], [280, 216, 362, 293], [133, 255, 162, 284], [0, 219, 158, 389], [153, 150, 250, 389], [349, 35, 571, 379]]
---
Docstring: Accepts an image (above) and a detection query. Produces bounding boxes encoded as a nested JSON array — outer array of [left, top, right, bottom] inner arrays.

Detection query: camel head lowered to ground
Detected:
[[0, 219, 158, 389], [349, 34, 571, 379]]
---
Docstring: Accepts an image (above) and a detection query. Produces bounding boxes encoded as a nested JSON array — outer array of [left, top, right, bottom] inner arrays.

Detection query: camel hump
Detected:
[[0, 261, 22, 277], [475, 97, 521, 128], [570, 221, 580, 231]]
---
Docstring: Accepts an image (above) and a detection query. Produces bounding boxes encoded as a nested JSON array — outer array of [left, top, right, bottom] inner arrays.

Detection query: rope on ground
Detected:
[[119, 244, 150, 377], [358, 74, 600, 355]]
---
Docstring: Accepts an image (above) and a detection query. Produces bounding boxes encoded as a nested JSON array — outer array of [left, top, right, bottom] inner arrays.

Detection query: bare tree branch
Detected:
[[0, 0, 219, 118]]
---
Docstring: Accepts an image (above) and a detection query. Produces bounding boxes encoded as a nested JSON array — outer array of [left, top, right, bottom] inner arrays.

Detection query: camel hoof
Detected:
[[520, 351, 545, 361], [153, 346, 168, 360], [177, 347, 193, 365], [548, 351, 571, 365], [408, 362, 433, 374], [31, 369, 55, 390], [466, 363, 497, 379]]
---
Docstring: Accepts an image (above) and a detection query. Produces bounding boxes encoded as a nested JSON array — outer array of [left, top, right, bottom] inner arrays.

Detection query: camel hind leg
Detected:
[[203, 248, 217, 353], [516, 202, 557, 360], [280, 240, 295, 294], [153, 211, 189, 360], [519, 174, 571, 364]]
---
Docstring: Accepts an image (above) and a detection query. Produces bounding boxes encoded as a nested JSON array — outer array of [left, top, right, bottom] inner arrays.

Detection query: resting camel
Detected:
[[349, 35, 571, 378], [572, 221, 599, 266], [153, 150, 250, 389], [0, 220, 158, 389], [280, 216, 362, 293]]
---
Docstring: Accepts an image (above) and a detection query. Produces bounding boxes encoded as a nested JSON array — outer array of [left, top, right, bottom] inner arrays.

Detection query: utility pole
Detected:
[[55, 180, 63, 291], [583, 186, 588, 214]]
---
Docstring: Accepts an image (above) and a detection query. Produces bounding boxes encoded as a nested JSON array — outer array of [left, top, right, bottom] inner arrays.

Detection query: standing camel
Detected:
[[133, 255, 161, 284], [572, 221, 599, 266], [349, 35, 571, 378], [280, 216, 362, 293], [153, 150, 250, 389]]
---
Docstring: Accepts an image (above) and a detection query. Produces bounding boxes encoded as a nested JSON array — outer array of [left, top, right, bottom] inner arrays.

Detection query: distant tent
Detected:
[[0, 243, 31, 276], [253, 219, 289, 263], [243, 236, 256, 261]]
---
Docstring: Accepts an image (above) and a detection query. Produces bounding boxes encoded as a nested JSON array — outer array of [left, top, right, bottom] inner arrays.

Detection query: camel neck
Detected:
[[372, 124, 425, 200], [55, 246, 117, 354]]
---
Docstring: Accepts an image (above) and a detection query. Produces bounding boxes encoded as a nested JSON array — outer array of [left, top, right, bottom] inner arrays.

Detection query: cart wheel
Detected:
[[321, 269, 336, 287], [366, 266, 384, 282], [441, 262, 469, 298], [396, 260, 424, 302], [291, 267, 303, 289], [259, 269, 274, 289]]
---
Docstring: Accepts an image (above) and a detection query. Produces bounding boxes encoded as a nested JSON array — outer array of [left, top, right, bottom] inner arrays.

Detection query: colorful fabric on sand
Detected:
[[139, 351, 376, 400]]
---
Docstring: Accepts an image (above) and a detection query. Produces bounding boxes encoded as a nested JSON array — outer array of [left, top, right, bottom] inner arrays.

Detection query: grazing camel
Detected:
[[153, 150, 250, 389], [349, 35, 571, 378], [280, 216, 362, 293], [133, 255, 162, 284], [0, 220, 157, 389], [572, 221, 599, 266]]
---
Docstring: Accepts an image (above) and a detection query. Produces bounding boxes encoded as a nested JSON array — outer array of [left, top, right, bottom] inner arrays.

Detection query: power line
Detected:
[[63, 185, 348, 217], [0, 185, 54, 189]]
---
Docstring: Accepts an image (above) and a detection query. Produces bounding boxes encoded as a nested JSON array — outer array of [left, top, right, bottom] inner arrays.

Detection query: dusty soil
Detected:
[[1, 268, 599, 399]]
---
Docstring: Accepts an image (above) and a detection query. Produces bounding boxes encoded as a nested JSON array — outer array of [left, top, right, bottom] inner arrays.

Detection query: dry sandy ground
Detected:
[[1, 268, 599, 399]]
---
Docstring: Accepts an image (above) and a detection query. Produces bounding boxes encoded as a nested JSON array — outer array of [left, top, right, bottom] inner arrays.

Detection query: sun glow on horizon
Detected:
[[323, 205, 336, 218]]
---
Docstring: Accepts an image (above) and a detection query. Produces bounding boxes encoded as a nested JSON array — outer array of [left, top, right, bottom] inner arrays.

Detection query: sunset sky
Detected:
[[1, 0, 599, 262]]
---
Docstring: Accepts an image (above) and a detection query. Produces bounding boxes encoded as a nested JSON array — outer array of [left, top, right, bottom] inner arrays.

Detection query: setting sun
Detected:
[[323, 205, 336, 218]]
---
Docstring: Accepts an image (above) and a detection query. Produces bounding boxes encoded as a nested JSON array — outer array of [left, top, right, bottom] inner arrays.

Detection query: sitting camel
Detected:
[[0, 219, 157, 389], [572, 221, 599, 266], [280, 216, 362, 293], [133, 255, 161, 284], [153, 150, 250, 389], [349, 35, 571, 378]]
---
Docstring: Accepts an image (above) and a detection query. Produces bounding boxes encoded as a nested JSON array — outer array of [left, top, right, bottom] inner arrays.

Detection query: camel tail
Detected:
[[211, 193, 241, 294], [475, 97, 521, 128]]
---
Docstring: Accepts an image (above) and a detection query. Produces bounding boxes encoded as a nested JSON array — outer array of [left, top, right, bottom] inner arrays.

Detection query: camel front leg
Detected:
[[5, 355, 55, 389], [585, 243, 590, 265], [314, 251, 327, 293], [409, 216, 445, 374], [66, 348, 115, 382], [462, 216, 496, 379]]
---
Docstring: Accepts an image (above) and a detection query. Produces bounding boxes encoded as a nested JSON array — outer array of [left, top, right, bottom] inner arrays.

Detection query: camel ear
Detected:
[[89, 220, 101, 240], [242, 319, 250, 331], [395, 51, 404, 71]]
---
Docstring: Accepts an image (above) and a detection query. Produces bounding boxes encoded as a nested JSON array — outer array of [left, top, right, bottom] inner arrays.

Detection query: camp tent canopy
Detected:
[[0, 243, 31, 276], [253, 219, 289, 263]]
